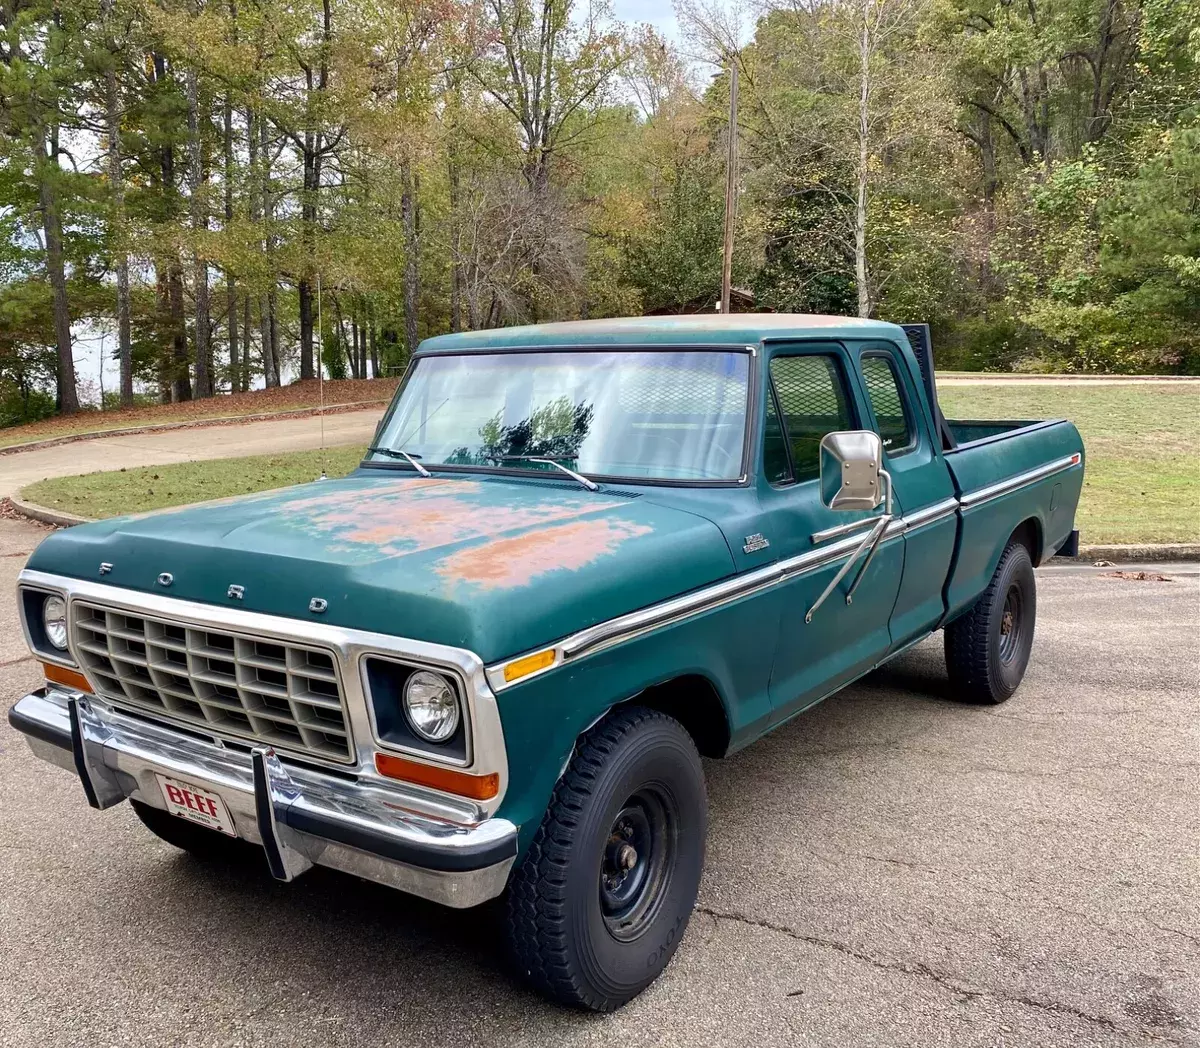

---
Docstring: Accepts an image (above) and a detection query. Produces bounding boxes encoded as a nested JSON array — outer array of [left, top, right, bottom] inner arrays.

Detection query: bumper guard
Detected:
[[10, 688, 518, 908]]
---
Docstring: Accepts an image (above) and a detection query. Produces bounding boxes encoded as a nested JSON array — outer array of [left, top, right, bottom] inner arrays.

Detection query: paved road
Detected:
[[0, 408, 384, 501], [1, 515, 1196, 1047]]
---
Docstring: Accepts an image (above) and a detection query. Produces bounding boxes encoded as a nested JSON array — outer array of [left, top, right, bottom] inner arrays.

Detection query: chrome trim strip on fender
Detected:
[[486, 526, 907, 692], [958, 453, 1081, 509], [17, 569, 510, 823]]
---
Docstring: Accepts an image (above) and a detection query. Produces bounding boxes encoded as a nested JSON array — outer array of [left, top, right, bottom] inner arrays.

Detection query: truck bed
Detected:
[[940, 416, 1085, 618]]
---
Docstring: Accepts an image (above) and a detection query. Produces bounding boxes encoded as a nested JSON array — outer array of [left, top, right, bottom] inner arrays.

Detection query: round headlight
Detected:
[[43, 595, 68, 650], [403, 670, 460, 742]]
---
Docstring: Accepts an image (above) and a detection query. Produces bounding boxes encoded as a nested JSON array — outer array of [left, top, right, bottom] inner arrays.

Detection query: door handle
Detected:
[[811, 514, 883, 545]]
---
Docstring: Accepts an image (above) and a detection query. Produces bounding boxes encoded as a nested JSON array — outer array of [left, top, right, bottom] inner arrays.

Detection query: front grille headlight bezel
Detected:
[[361, 653, 472, 766], [18, 585, 78, 667]]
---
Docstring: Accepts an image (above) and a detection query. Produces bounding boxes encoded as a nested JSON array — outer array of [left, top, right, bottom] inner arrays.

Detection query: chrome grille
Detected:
[[71, 601, 353, 763]]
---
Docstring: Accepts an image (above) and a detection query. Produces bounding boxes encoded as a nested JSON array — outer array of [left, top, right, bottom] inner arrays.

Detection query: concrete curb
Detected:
[[1075, 543, 1200, 563], [9, 492, 1199, 563], [0, 399, 388, 457], [6, 496, 91, 528]]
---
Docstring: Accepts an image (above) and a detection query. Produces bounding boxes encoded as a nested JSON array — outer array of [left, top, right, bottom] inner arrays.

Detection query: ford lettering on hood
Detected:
[[25, 473, 737, 663]]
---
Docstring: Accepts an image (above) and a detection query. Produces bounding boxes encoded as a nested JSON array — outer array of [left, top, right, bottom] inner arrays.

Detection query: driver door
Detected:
[[757, 343, 904, 721]]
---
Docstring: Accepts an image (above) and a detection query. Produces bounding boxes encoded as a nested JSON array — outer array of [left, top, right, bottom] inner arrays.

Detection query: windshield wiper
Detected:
[[501, 455, 599, 492], [366, 447, 432, 478]]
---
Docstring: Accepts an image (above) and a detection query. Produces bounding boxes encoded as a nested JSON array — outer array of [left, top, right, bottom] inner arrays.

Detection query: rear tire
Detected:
[[944, 540, 1037, 703], [130, 798, 257, 864], [504, 706, 707, 1011]]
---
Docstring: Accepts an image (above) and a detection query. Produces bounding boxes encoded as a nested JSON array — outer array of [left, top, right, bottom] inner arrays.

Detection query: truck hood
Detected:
[[26, 473, 737, 663]]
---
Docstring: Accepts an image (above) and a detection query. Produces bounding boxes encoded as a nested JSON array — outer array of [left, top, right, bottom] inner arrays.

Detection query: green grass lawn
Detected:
[[21, 446, 366, 519], [940, 384, 1199, 544], [20, 384, 1200, 543]]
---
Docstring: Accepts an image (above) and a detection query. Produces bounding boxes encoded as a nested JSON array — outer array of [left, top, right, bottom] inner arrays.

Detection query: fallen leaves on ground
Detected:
[[1099, 570, 1173, 582], [0, 497, 59, 529]]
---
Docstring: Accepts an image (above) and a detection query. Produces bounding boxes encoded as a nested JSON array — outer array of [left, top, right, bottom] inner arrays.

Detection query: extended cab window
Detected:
[[861, 354, 914, 453], [768, 355, 854, 484]]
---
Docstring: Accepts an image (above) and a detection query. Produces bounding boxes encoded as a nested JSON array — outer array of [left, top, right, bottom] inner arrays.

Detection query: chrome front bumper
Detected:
[[9, 688, 518, 908]]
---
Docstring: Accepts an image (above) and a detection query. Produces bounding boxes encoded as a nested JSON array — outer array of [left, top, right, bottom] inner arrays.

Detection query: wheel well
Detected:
[[615, 674, 731, 759], [1009, 517, 1043, 564]]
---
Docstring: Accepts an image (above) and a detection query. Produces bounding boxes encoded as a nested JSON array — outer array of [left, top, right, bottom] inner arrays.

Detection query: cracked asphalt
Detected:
[[1, 513, 1196, 1048]]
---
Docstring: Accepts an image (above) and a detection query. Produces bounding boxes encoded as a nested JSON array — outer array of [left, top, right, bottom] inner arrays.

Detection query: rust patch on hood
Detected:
[[435, 517, 654, 589], [282, 478, 632, 557]]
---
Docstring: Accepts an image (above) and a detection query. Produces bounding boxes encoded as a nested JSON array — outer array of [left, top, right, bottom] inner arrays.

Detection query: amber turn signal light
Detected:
[[503, 648, 556, 683], [42, 662, 93, 693], [374, 752, 500, 801]]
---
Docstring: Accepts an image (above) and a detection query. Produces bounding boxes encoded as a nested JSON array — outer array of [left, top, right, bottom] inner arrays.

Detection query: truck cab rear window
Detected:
[[861, 354, 914, 453], [768, 355, 854, 484]]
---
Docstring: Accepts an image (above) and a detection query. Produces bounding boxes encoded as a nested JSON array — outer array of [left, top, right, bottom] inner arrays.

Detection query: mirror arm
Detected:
[[806, 471, 894, 625]]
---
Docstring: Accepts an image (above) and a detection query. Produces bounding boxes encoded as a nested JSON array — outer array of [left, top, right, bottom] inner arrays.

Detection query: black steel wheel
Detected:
[[504, 706, 706, 1011], [600, 788, 676, 942], [945, 539, 1037, 703]]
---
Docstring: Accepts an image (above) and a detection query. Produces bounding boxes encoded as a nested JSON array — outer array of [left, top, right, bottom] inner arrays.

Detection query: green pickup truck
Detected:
[[9, 315, 1083, 1011]]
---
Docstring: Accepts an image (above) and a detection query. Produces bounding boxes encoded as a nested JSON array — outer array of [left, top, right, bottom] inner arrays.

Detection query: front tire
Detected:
[[504, 707, 707, 1011], [944, 540, 1037, 703]]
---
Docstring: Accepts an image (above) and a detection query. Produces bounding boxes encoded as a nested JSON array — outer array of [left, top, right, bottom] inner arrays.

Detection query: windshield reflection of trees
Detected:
[[447, 396, 595, 467]]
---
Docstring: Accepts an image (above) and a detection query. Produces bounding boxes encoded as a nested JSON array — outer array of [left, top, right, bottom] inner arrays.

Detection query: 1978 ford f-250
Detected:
[[9, 315, 1084, 1010]]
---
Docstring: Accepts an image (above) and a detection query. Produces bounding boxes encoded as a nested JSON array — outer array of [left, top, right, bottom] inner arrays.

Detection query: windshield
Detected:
[[367, 349, 751, 482]]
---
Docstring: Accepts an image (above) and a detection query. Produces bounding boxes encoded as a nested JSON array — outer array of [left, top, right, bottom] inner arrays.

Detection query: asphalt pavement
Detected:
[[1, 515, 1196, 1048]]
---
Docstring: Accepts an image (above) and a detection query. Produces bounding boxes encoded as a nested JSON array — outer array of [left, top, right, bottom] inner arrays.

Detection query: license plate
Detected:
[[155, 774, 237, 837]]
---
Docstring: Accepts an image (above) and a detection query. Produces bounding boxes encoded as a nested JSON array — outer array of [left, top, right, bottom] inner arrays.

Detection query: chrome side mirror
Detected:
[[819, 430, 889, 512], [806, 430, 895, 624]]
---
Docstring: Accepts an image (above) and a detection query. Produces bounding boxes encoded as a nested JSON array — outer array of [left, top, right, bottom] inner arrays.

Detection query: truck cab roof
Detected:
[[417, 314, 908, 354]]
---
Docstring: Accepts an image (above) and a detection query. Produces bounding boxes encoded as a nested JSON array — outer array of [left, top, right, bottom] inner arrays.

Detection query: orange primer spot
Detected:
[[436, 517, 654, 589], [285, 479, 631, 557]]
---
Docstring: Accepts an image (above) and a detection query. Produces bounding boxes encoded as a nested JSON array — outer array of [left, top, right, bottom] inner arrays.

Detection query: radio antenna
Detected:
[[317, 273, 327, 480]]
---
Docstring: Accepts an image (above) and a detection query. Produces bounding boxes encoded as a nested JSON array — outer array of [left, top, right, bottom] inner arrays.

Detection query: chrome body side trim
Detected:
[[486, 526, 905, 691], [486, 457, 1077, 692], [17, 569, 509, 823], [902, 497, 959, 531], [11, 688, 517, 908], [958, 454, 1081, 509]]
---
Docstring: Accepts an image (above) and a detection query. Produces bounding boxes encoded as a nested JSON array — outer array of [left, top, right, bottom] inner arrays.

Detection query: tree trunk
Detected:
[[268, 284, 280, 385], [241, 295, 252, 392], [224, 0, 239, 391], [260, 114, 280, 387], [187, 65, 212, 398], [333, 297, 353, 378], [102, 0, 133, 406], [258, 294, 274, 386], [448, 149, 461, 332], [368, 318, 378, 379], [297, 124, 317, 381], [154, 53, 191, 402], [37, 142, 79, 415], [401, 162, 419, 356], [854, 2, 872, 319]]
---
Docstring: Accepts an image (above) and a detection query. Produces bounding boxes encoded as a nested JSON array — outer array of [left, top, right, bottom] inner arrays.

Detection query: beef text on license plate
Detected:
[[155, 774, 237, 837]]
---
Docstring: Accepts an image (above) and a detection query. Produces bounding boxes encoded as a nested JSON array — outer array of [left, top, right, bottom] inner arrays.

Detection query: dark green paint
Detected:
[[26, 316, 1084, 853]]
